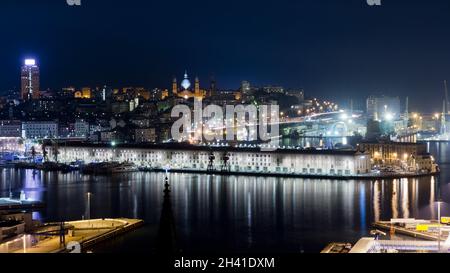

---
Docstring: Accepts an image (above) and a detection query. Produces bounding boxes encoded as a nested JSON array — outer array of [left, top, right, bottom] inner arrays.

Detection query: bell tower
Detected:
[[172, 77, 178, 96], [194, 76, 201, 98], [210, 75, 216, 97]]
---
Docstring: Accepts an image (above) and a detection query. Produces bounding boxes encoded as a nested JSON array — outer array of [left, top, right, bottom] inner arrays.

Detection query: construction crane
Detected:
[[444, 80, 450, 114]]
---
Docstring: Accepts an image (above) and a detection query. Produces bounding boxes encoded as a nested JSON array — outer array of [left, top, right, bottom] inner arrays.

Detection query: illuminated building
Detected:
[[286, 89, 305, 101], [134, 128, 157, 143], [0, 120, 22, 137], [74, 119, 90, 138], [48, 143, 371, 176], [172, 71, 206, 99], [263, 85, 285, 94], [358, 141, 437, 172], [22, 121, 59, 139], [0, 137, 23, 153], [74, 90, 83, 98], [136, 88, 151, 100], [20, 59, 40, 100], [74, 89, 91, 99], [82, 87, 92, 99], [62, 87, 76, 98]]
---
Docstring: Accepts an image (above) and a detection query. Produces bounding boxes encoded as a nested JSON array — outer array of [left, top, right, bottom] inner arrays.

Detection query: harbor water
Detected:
[[0, 141, 449, 253]]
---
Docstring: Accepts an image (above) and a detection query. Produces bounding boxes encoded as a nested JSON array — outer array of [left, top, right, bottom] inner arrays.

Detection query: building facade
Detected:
[[134, 128, 157, 143], [358, 141, 436, 172], [74, 119, 90, 138], [172, 71, 205, 99], [48, 143, 371, 176], [22, 121, 59, 139], [0, 120, 21, 137]]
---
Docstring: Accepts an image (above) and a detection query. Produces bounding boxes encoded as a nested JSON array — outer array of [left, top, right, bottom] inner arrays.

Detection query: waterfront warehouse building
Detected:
[[47, 143, 371, 176], [358, 141, 437, 173]]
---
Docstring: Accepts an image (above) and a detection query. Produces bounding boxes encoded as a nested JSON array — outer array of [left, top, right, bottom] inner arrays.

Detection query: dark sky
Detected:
[[1, 0, 450, 112]]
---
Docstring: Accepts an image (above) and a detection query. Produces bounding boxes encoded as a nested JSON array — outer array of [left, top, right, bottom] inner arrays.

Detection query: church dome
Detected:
[[181, 71, 191, 90]]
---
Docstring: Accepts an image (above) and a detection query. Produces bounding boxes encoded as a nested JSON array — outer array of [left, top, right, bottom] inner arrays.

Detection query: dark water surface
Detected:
[[1, 142, 449, 253]]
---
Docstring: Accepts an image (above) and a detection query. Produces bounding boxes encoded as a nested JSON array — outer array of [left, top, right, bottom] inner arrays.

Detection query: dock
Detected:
[[321, 242, 353, 253], [146, 167, 438, 181], [373, 221, 446, 241], [0, 198, 45, 211], [322, 220, 450, 253], [0, 218, 144, 253]]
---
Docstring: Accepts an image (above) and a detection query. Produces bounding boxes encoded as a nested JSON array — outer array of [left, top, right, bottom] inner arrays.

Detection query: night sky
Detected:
[[1, 0, 450, 112]]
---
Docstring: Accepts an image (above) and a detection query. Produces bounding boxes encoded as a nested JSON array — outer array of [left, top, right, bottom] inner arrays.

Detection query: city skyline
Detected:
[[2, 0, 450, 261], [1, 0, 450, 112], [1, 57, 447, 114]]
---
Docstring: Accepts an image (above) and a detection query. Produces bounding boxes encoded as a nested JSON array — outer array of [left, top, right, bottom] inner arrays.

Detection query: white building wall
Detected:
[[51, 146, 371, 176]]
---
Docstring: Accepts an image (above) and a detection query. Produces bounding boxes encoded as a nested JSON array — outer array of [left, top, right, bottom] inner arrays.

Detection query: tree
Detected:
[[53, 142, 60, 163], [30, 146, 36, 163], [42, 144, 48, 162]]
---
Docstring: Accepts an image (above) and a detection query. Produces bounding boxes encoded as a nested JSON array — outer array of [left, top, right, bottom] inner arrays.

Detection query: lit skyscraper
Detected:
[[21, 59, 40, 100]]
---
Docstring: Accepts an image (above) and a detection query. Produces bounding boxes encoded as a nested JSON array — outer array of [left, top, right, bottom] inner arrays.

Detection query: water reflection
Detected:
[[430, 176, 436, 220], [401, 179, 410, 219], [0, 141, 449, 253], [373, 181, 380, 222], [392, 180, 398, 219]]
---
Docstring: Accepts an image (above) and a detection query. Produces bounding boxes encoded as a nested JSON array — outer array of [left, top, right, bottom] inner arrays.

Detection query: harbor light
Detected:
[[384, 113, 393, 121], [340, 113, 348, 120]]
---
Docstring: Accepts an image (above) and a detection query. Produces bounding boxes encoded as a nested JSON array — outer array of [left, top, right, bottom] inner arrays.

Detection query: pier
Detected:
[[0, 218, 144, 253], [372, 220, 447, 241], [323, 219, 450, 253], [0, 198, 45, 211]]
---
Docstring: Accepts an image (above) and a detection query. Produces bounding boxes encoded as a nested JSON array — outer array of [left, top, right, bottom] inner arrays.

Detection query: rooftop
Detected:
[[52, 141, 367, 156]]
